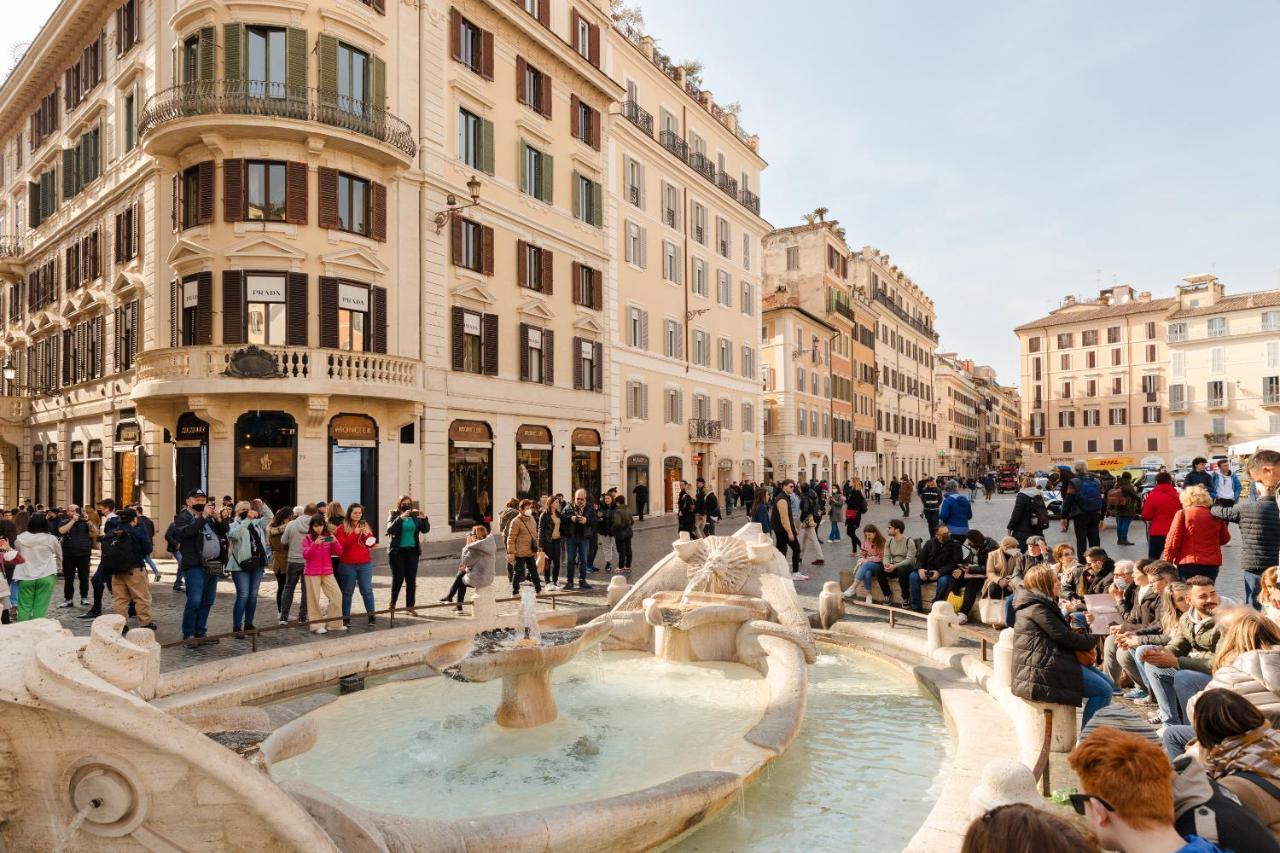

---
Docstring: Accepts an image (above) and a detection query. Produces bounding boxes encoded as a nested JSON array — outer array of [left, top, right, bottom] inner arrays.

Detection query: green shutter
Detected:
[[198, 26, 215, 82], [93, 123, 102, 182], [518, 142, 527, 194], [223, 24, 243, 84], [479, 118, 494, 175], [540, 152, 553, 203], [286, 28, 307, 91], [370, 56, 386, 112], [62, 147, 77, 200], [590, 180, 602, 226], [318, 35, 338, 107], [572, 170, 580, 219]]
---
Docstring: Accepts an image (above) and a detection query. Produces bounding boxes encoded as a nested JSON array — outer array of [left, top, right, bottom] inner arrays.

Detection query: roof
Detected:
[[1168, 290, 1280, 319], [762, 297, 837, 333], [1013, 297, 1176, 332]]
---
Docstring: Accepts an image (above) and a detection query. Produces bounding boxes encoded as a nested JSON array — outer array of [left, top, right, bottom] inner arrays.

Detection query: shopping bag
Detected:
[[978, 597, 1006, 627], [946, 590, 966, 614]]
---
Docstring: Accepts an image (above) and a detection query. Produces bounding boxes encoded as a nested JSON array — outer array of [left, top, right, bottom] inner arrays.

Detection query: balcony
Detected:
[[138, 80, 417, 165], [0, 237, 23, 277], [1263, 393, 1280, 408], [627, 185, 640, 206], [659, 129, 688, 162], [1168, 398, 1188, 413], [687, 418, 723, 443], [740, 188, 760, 215], [1205, 432, 1231, 446], [688, 151, 716, 182], [1206, 396, 1229, 411], [715, 171, 738, 199], [621, 100, 654, 137], [872, 289, 940, 342]]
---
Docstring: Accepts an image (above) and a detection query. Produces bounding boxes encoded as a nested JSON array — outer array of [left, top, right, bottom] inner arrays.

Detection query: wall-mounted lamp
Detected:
[[432, 175, 483, 234]]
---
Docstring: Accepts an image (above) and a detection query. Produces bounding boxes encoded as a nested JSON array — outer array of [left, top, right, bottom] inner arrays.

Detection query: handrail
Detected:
[[1032, 707, 1053, 795], [848, 598, 993, 661], [139, 79, 417, 159]]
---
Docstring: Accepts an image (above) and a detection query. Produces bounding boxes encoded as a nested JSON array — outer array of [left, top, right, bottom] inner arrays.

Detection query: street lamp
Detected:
[[432, 175, 483, 234]]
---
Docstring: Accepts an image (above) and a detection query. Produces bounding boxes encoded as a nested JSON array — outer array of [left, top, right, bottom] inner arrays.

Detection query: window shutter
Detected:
[[318, 35, 338, 107], [571, 170, 580, 219], [285, 161, 308, 225], [318, 277, 339, 348], [198, 26, 216, 81], [519, 322, 530, 381], [572, 336, 583, 390], [168, 280, 178, 346], [480, 225, 494, 275], [639, 226, 647, 268], [62, 147, 76, 200], [570, 9, 581, 45], [450, 306, 464, 370], [286, 28, 307, 91], [131, 201, 141, 261], [480, 29, 494, 80], [537, 0, 550, 27], [371, 181, 387, 241], [195, 271, 213, 345], [589, 24, 600, 66], [541, 73, 553, 119], [570, 94, 580, 138], [591, 106, 601, 149], [517, 239, 527, 286], [223, 159, 244, 221], [286, 272, 308, 346], [371, 285, 387, 353], [197, 161, 214, 224], [516, 56, 527, 104], [222, 270, 244, 345], [518, 141, 527, 194], [592, 268, 602, 310], [540, 153, 554, 203], [543, 328, 554, 385], [113, 308, 121, 371], [449, 8, 462, 61], [479, 118, 495, 174], [541, 248, 553, 294], [640, 310, 649, 350], [128, 301, 138, 362], [28, 182, 39, 228], [590, 181, 602, 226], [450, 216, 463, 266], [482, 312, 498, 375], [637, 163, 645, 209], [223, 24, 243, 83], [593, 341, 603, 391], [317, 167, 340, 229], [570, 262, 581, 306], [371, 57, 386, 111], [115, 7, 123, 56]]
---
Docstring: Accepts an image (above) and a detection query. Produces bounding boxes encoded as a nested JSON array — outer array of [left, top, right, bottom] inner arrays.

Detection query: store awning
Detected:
[[1228, 436, 1280, 456]]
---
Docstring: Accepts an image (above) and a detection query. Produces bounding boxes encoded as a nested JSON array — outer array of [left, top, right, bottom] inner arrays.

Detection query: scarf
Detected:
[[1203, 725, 1280, 784]]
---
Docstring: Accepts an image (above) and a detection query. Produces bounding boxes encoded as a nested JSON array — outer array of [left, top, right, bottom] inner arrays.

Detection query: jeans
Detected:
[[63, 553, 90, 601], [1177, 563, 1219, 583], [1147, 534, 1166, 561], [1115, 516, 1133, 542], [827, 519, 841, 542], [231, 567, 264, 629], [181, 566, 219, 638], [616, 536, 633, 570], [388, 550, 420, 609], [899, 501, 910, 517], [1245, 571, 1262, 610], [853, 561, 883, 595], [1079, 665, 1114, 729], [143, 554, 160, 580], [444, 572, 468, 604], [598, 535, 618, 568], [1140, 649, 1212, 724], [280, 561, 307, 622], [543, 539, 562, 585], [1072, 512, 1101, 557], [336, 562, 374, 619], [1161, 724, 1196, 760], [908, 571, 951, 611], [511, 556, 541, 594], [565, 537, 591, 586], [1004, 594, 1017, 630]]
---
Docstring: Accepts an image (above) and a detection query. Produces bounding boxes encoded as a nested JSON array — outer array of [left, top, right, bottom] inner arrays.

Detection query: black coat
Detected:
[[1007, 490, 1047, 539], [1213, 496, 1280, 576], [385, 515, 429, 555], [1011, 589, 1097, 706], [1121, 587, 1159, 631]]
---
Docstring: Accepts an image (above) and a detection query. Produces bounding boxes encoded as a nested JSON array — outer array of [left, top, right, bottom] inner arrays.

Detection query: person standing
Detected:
[[79, 498, 118, 619], [677, 482, 697, 538], [797, 485, 824, 567], [1162, 486, 1230, 583], [56, 504, 95, 610], [14, 513, 61, 621], [772, 480, 806, 581], [386, 497, 429, 613], [300, 515, 341, 632], [1006, 475, 1049, 549], [227, 501, 271, 635], [750, 485, 772, 536], [889, 477, 901, 506], [596, 493, 618, 573], [611, 496, 634, 575], [826, 488, 844, 543], [693, 479, 709, 538], [537, 495, 563, 589], [939, 480, 973, 538], [175, 490, 227, 645], [871, 477, 884, 505], [505, 499, 542, 595], [1061, 460, 1104, 562], [1210, 459, 1242, 509], [844, 480, 867, 550], [333, 504, 377, 626], [278, 504, 312, 625], [267, 507, 294, 620], [1108, 471, 1142, 546], [1212, 449, 1280, 609], [1142, 472, 1183, 561], [632, 480, 649, 522], [919, 477, 943, 537], [702, 488, 720, 537], [100, 508, 155, 630], [1183, 456, 1215, 492], [563, 489, 597, 590], [897, 476, 914, 518]]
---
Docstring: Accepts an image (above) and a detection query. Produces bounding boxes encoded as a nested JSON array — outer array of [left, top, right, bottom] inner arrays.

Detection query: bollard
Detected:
[[817, 581, 845, 629], [606, 575, 630, 607], [926, 600, 959, 652]]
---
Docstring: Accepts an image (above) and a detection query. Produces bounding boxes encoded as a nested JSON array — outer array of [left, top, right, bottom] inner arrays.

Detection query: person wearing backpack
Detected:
[[55, 504, 96, 610], [227, 500, 272, 636], [1007, 474, 1050, 549], [100, 508, 155, 630], [175, 489, 229, 644], [1061, 460, 1103, 563], [1109, 471, 1143, 547]]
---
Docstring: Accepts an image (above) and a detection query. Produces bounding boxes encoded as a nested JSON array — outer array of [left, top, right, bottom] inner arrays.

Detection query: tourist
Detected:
[[952, 530, 999, 623], [939, 480, 973, 537], [267, 507, 293, 620], [1117, 580, 1190, 699], [1109, 560, 1139, 620], [961, 803, 1100, 853], [300, 514, 341, 632], [386, 497, 429, 613], [871, 477, 884, 505], [826, 487, 844, 543], [537, 495, 563, 589], [876, 518, 917, 607], [909, 526, 965, 612], [334, 503, 377, 627], [1164, 485, 1230, 583], [847, 524, 886, 601], [677, 482, 697, 538], [750, 485, 772, 535], [1143, 471, 1184, 560], [1004, 475, 1046, 549], [844, 478, 867, 548], [1107, 472, 1143, 547], [611, 495, 634, 576], [1184, 457, 1215, 492], [981, 536, 1024, 625], [632, 480, 648, 522], [1105, 562, 1177, 687], [889, 477, 901, 506], [563, 489, 597, 590], [506, 498, 542, 596], [797, 485, 824, 566], [1079, 547, 1117, 596], [1212, 450, 1280, 610], [278, 504, 313, 625], [54, 504, 95, 611], [982, 473, 996, 502], [772, 480, 806, 581], [496, 498, 520, 541], [1211, 460, 1243, 509], [1068, 727, 1225, 853], [227, 500, 271, 635], [1205, 609, 1280, 714], [78, 498, 118, 618], [12, 512, 60, 622], [100, 508, 155, 631], [443, 525, 496, 612], [1062, 461, 1105, 560], [175, 490, 227, 644], [1192, 689, 1280, 839], [898, 475, 914, 518], [917, 477, 942, 538], [1137, 575, 1221, 727], [1012, 565, 1113, 728], [702, 486, 720, 538]]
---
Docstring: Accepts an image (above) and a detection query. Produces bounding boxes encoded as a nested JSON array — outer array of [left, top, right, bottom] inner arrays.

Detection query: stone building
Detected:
[[760, 296, 836, 485], [935, 353, 982, 478], [971, 365, 1022, 470]]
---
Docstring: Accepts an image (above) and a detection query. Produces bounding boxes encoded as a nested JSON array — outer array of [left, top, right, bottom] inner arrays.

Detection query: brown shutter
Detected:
[[286, 272, 308, 346], [285, 161, 308, 225], [222, 270, 244, 344], [481, 225, 494, 276], [169, 280, 178, 347], [570, 9, 580, 42], [480, 29, 494, 80], [571, 261, 581, 306], [519, 322, 530, 381], [195, 271, 213, 345], [317, 167, 340, 230], [449, 8, 462, 61], [543, 328, 554, 385], [482, 312, 498, 375], [450, 306, 464, 370], [541, 73, 552, 119], [589, 24, 600, 67], [113, 307, 121, 371], [371, 285, 387, 353], [197, 160, 214, 224], [171, 173, 179, 232], [450, 216, 463, 267], [113, 212, 123, 262], [223, 159, 244, 222], [541, 248, 553, 295], [516, 239, 527, 287], [318, 277, 339, 349], [516, 56, 527, 104], [593, 341, 603, 391], [592, 268, 603, 310], [131, 201, 141, 260], [572, 336, 583, 390], [570, 94, 580, 139], [537, 0, 550, 27], [371, 181, 387, 241]]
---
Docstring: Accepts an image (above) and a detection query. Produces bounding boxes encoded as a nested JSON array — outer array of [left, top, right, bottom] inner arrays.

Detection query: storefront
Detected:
[[174, 412, 209, 505], [114, 423, 141, 507], [716, 458, 733, 496], [570, 428, 601, 497], [235, 411, 297, 510], [663, 455, 683, 513], [32, 445, 44, 507], [87, 440, 102, 507], [449, 419, 492, 529], [625, 454, 649, 508], [330, 414, 378, 521], [70, 442, 85, 506], [762, 458, 773, 485], [515, 424, 553, 501]]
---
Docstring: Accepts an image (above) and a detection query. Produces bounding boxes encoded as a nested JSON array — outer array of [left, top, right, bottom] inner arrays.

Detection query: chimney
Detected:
[[1139, 291, 1151, 302], [640, 35, 655, 61], [699, 89, 714, 110]]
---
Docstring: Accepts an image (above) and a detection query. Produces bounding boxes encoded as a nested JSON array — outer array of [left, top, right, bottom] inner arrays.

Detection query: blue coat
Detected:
[[939, 494, 973, 536], [1210, 471, 1242, 502]]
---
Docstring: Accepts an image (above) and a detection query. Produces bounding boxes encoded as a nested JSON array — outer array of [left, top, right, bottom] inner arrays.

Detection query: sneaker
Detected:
[[957, 613, 969, 625], [278, 619, 288, 625], [80, 597, 90, 606], [1124, 687, 1149, 700], [367, 616, 376, 626], [1146, 713, 1164, 725], [792, 572, 810, 582], [76, 610, 101, 620], [338, 625, 349, 632], [546, 583, 560, 591], [315, 627, 328, 634], [1135, 695, 1155, 706], [57, 600, 74, 608], [578, 581, 591, 590]]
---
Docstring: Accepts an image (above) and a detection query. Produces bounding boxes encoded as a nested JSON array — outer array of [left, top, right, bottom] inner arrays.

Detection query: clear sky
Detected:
[[7, 1, 1278, 383]]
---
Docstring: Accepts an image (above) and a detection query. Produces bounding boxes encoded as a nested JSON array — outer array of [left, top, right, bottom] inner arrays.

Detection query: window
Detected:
[[1211, 347, 1225, 374], [1142, 406, 1162, 424], [451, 307, 496, 374], [115, 299, 138, 370], [574, 337, 600, 391], [1062, 440, 1073, 453], [742, 403, 754, 432], [662, 242, 681, 284], [1032, 358, 1042, 381], [1087, 440, 1097, 453], [1271, 415, 1280, 435], [1082, 330, 1098, 346], [1268, 341, 1280, 369], [1206, 380, 1225, 407], [741, 345, 754, 378], [574, 97, 598, 148], [574, 13, 591, 58], [520, 242, 545, 291], [716, 217, 730, 258], [1028, 336, 1041, 352], [1085, 350, 1096, 368], [246, 26, 287, 99], [741, 280, 754, 315], [115, 0, 139, 56], [693, 330, 709, 366], [246, 161, 287, 221], [1146, 321, 1157, 339], [625, 157, 643, 207], [786, 246, 799, 270], [336, 282, 369, 351], [453, 13, 490, 77], [1056, 333, 1073, 349], [181, 164, 203, 229], [626, 381, 648, 419], [717, 270, 731, 306], [1264, 311, 1280, 332], [691, 257, 706, 296], [522, 325, 546, 383], [1207, 317, 1227, 338], [717, 338, 732, 372], [1109, 407, 1126, 426], [1106, 325, 1120, 344], [1145, 344, 1156, 362], [625, 221, 645, 267], [457, 219, 482, 271], [661, 182, 679, 228], [520, 142, 552, 202], [336, 42, 369, 115], [1083, 409, 1100, 427], [1168, 322, 1187, 342], [664, 319, 682, 358], [573, 262, 599, 308], [1262, 376, 1280, 405], [178, 277, 201, 346], [692, 202, 706, 244], [245, 273, 287, 345], [1141, 374, 1158, 394], [1058, 410, 1075, 428], [627, 307, 648, 349], [1173, 419, 1185, 438], [665, 389, 683, 424], [1060, 354, 1071, 370], [1061, 381, 1072, 399], [333, 172, 371, 236], [518, 58, 550, 117], [573, 172, 601, 226], [797, 407, 806, 435], [743, 234, 751, 270], [1170, 384, 1186, 409], [458, 108, 494, 174], [1211, 416, 1226, 435], [1112, 377, 1123, 394], [122, 89, 136, 153]]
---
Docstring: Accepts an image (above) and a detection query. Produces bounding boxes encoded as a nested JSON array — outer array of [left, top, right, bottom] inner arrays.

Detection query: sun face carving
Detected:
[[683, 535, 752, 596]]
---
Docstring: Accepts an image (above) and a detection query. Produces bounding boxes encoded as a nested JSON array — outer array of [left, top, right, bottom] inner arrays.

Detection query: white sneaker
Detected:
[[57, 600, 74, 608], [864, 594, 873, 605], [957, 613, 969, 625], [80, 598, 90, 605], [547, 583, 560, 591], [338, 625, 349, 632], [315, 627, 328, 634], [278, 619, 288, 625], [792, 572, 810, 582]]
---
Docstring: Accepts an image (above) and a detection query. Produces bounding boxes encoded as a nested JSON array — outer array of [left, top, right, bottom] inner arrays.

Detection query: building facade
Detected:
[[1166, 275, 1280, 465], [852, 246, 940, 481], [607, 28, 766, 514], [760, 298, 836, 486], [935, 353, 982, 478], [851, 294, 878, 483], [972, 365, 1022, 470], [1015, 285, 1174, 473]]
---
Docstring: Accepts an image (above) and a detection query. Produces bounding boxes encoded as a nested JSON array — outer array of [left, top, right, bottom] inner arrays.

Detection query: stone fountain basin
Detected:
[[444, 620, 612, 684]]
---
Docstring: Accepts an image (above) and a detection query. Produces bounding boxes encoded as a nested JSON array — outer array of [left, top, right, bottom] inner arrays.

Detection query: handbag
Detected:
[[977, 595, 1006, 627], [535, 551, 549, 573], [1075, 648, 1097, 666], [946, 589, 966, 614]]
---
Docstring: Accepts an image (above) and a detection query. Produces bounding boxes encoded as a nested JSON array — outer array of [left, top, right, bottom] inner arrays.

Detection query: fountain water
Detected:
[[52, 800, 99, 853], [519, 585, 541, 644]]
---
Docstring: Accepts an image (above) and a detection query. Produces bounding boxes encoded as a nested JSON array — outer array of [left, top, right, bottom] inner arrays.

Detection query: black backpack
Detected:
[[99, 527, 139, 574], [1032, 495, 1050, 529]]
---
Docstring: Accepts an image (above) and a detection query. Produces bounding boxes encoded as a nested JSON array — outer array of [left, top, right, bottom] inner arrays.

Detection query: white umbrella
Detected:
[[1228, 437, 1280, 456]]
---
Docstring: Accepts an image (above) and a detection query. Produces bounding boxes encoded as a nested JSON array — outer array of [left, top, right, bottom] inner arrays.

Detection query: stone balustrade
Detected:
[[134, 346, 420, 397]]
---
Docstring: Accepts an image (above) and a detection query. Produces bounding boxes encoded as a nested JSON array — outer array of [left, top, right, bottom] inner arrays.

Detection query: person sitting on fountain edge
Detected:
[[908, 526, 965, 613]]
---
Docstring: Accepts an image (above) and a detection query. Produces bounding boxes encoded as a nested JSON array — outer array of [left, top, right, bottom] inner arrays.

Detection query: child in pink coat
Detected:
[[300, 514, 341, 633]]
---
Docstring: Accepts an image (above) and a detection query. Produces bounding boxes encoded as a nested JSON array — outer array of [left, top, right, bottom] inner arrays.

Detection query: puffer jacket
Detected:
[[1011, 589, 1097, 706], [1166, 612, 1222, 675], [1163, 505, 1230, 567], [1207, 649, 1280, 715], [459, 532, 497, 588], [938, 494, 973, 535], [505, 513, 539, 559], [1213, 495, 1280, 576], [1141, 483, 1182, 536], [1007, 488, 1047, 540]]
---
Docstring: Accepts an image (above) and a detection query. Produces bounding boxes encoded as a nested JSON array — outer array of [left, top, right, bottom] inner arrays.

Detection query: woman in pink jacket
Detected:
[[301, 515, 342, 634]]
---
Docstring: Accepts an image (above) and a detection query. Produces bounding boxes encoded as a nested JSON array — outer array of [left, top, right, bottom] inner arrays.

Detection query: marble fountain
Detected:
[[0, 523, 952, 852]]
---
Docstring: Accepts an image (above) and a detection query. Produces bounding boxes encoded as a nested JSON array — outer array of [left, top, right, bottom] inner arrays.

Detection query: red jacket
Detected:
[[333, 524, 375, 565], [1162, 505, 1229, 567], [1140, 483, 1181, 536]]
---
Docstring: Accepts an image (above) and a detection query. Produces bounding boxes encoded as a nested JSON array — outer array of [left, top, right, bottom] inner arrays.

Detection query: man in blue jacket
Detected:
[[1209, 458, 1242, 508]]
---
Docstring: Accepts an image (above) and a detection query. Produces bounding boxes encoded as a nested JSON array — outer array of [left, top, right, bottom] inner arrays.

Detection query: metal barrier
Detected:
[[847, 599, 993, 662]]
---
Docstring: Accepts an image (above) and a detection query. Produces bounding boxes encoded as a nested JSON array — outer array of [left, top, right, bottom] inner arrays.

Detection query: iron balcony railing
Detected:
[[688, 418, 723, 443], [0, 237, 22, 258], [621, 100, 654, 136], [138, 80, 417, 159], [716, 170, 738, 198], [740, 188, 760, 215], [873, 289, 940, 342], [688, 151, 716, 181], [659, 129, 688, 161], [627, 185, 640, 206]]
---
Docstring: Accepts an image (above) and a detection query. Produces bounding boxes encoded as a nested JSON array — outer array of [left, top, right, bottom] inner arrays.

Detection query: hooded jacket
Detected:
[[1010, 589, 1096, 706], [1163, 505, 1230, 567], [1208, 649, 1280, 715], [1141, 482, 1182, 536], [1171, 754, 1280, 851], [1166, 611, 1222, 675], [460, 531, 497, 588], [938, 493, 973, 535], [1212, 494, 1280, 576]]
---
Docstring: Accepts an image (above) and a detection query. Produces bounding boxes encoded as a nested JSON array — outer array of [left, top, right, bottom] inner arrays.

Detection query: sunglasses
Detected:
[[1068, 793, 1114, 816]]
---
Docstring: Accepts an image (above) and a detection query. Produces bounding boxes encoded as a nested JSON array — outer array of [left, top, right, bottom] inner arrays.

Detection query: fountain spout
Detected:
[[519, 586, 541, 644]]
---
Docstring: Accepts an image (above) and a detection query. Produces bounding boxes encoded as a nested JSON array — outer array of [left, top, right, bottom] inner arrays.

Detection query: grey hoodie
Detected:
[[280, 514, 311, 564]]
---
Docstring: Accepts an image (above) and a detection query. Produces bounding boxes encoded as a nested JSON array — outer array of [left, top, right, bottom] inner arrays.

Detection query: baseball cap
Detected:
[[187, 488, 207, 499]]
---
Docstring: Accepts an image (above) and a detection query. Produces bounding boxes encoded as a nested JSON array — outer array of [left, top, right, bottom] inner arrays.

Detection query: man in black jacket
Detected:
[[176, 489, 229, 644], [562, 489, 598, 591], [56, 504, 96, 610], [693, 479, 709, 538], [918, 478, 942, 536], [702, 488, 720, 537], [677, 482, 697, 538], [1211, 449, 1279, 610], [1182, 457, 1214, 491], [907, 527, 965, 612], [632, 481, 648, 521]]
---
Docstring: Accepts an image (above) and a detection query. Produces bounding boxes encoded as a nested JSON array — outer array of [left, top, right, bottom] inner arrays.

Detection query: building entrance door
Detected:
[[235, 411, 297, 510]]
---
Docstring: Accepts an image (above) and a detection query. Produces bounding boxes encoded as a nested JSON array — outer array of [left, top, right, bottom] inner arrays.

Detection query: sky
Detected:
[[7, 1, 1279, 383]]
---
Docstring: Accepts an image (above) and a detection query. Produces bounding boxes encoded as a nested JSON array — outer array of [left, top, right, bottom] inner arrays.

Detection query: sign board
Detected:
[[182, 281, 199, 308], [448, 420, 492, 444], [339, 283, 369, 313], [246, 274, 286, 303], [571, 428, 600, 449], [177, 414, 209, 442], [238, 447, 295, 478], [517, 424, 552, 447], [330, 414, 377, 448], [1087, 455, 1136, 472], [1140, 455, 1166, 471], [463, 313, 481, 336]]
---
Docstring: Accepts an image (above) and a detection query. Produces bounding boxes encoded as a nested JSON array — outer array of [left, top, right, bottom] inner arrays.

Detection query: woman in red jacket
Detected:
[[1162, 484, 1229, 582], [1140, 471, 1181, 560], [333, 503, 377, 627]]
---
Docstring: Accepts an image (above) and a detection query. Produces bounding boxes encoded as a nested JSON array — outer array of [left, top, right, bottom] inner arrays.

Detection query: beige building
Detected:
[[761, 297, 836, 485], [1166, 275, 1280, 464], [1015, 285, 1174, 472], [606, 27, 766, 514], [935, 353, 982, 478], [851, 246, 940, 481], [971, 365, 1022, 470]]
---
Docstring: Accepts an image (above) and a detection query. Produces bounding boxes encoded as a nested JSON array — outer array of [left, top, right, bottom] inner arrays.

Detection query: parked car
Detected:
[[997, 472, 1019, 493], [1137, 471, 1158, 497], [1172, 468, 1191, 488]]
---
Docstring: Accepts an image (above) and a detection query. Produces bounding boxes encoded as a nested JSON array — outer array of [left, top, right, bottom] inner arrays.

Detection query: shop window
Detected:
[[448, 420, 493, 529], [330, 414, 378, 522], [571, 428, 601, 497], [516, 425, 552, 501]]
